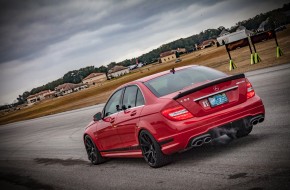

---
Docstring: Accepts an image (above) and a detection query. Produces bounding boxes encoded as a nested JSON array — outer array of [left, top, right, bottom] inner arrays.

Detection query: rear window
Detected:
[[144, 66, 227, 97]]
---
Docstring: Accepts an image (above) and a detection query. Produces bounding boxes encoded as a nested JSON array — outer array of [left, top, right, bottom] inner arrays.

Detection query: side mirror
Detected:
[[93, 112, 102, 121]]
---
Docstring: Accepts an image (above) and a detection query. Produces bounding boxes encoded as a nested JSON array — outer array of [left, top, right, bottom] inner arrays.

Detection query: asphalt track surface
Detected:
[[1, 64, 290, 190]]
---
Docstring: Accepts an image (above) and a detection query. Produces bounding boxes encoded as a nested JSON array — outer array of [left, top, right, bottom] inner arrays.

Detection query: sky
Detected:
[[0, 0, 289, 105]]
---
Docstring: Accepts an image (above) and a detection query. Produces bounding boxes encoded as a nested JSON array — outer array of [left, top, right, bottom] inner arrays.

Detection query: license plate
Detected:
[[208, 93, 228, 107]]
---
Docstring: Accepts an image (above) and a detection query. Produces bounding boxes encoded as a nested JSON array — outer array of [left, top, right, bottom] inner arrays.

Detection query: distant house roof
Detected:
[[38, 90, 50, 95], [56, 83, 72, 91], [160, 51, 175, 58], [219, 29, 230, 37], [44, 91, 56, 97], [83, 72, 105, 80], [55, 83, 85, 91], [27, 90, 51, 99], [27, 94, 36, 99], [199, 39, 217, 47], [108, 66, 128, 74]]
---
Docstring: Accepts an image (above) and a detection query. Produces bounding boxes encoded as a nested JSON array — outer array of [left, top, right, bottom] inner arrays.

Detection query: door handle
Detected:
[[130, 110, 137, 116]]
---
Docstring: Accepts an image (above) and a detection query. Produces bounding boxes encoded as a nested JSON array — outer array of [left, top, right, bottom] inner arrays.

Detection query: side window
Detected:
[[136, 89, 145, 106], [104, 89, 123, 117], [122, 86, 138, 109]]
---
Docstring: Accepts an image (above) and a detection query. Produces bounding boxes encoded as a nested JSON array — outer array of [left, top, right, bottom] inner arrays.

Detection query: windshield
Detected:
[[144, 66, 227, 97]]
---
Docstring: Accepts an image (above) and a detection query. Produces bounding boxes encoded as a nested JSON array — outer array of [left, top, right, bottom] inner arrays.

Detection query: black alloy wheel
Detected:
[[84, 135, 106, 165], [139, 130, 172, 168], [140, 132, 157, 165]]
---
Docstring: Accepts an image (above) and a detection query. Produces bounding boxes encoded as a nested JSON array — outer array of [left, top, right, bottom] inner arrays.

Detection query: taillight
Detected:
[[246, 79, 255, 99], [161, 105, 193, 121]]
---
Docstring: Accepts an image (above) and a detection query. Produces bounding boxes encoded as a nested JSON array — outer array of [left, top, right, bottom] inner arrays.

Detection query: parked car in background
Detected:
[[84, 65, 265, 167], [137, 63, 144, 68], [128, 64, 137, 70], [175, 58, 182, 63]]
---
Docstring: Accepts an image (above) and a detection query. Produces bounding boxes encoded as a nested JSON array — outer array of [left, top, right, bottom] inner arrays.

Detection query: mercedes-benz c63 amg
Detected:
[[83, 65, 265, 168]]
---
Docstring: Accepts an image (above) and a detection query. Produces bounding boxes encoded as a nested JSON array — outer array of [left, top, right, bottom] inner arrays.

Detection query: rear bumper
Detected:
[[159, 96, 265, 155]]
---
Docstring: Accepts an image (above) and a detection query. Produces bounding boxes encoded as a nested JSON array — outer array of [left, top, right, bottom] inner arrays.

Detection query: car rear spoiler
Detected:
[[173, 73, 245, 100]]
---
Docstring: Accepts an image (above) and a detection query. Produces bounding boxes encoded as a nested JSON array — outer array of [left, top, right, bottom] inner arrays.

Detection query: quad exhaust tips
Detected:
[[250, 115, 264, 125], [190, 115, 264, 148], [191, 134, 212, 147]]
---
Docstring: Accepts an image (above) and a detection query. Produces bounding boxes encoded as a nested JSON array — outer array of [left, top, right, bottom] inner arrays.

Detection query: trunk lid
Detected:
[[166, 74, 247, 117]]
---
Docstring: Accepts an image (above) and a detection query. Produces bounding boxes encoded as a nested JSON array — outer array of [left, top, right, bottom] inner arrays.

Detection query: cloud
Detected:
[[0, 0, 227, 63]]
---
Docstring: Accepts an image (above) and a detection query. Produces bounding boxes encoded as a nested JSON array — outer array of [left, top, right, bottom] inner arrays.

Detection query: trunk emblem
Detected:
[[202, 100, 210, 107], [213, 86, 219, 91]]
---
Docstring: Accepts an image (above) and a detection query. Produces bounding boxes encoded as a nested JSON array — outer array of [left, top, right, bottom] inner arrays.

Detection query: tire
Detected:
[[84, 135, 106, 165], [139, 130, 172, 168], [227, 125, 253, 139]]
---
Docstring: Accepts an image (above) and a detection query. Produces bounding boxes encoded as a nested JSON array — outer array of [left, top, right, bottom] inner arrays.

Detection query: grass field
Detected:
[[1, 27, 289, 125]]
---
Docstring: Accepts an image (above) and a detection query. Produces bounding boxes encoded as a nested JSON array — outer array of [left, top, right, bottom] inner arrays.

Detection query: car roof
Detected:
[[136, 65, 198, 83]]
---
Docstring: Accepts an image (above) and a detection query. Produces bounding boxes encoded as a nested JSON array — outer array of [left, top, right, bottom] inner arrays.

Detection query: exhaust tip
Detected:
[[252, 120, 258, 125], [204, 137, 212, 143], [258, 117, 264, 123], [192, 139, 203, 147]]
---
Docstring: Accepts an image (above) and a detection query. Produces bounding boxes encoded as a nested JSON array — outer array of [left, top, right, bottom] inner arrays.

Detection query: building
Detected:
[[82, 72, 106, 85], [27, 90, 55, 105], [175, 48, 187, 54], [72, 83, 88, 92], [216, 27, 253, 45], [55, 83, 87, 96], [108, 66, 130, 79], [197, 39, 217, 49], [44, 91, 56, 99], [159, 51, 176, 63]]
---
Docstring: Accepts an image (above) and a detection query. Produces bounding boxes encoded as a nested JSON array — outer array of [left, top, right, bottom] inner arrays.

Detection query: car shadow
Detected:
[[99, 133, 270, 168]]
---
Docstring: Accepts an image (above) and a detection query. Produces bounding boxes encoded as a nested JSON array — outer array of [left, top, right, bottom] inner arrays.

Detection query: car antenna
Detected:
[[170, 67, 175, 74]]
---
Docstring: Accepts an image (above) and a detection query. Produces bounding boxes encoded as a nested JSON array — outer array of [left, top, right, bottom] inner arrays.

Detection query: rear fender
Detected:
[[136, 119, 158, 143], [136, 113, 177, 143]]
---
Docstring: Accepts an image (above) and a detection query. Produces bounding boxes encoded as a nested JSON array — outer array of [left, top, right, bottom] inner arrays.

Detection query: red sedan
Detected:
[[84, 65, 265, 168]]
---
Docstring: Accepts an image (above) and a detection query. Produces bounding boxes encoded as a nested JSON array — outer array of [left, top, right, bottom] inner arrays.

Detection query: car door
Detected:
[[95, 89, 124, 151], [115, 85, 145, 148]]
